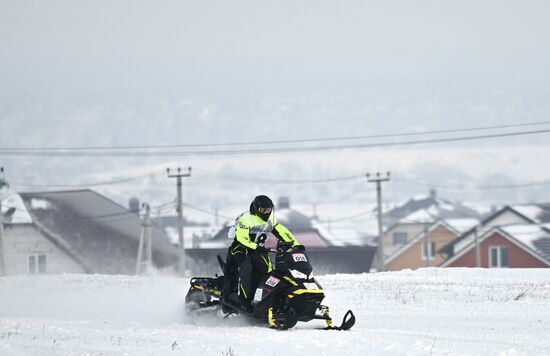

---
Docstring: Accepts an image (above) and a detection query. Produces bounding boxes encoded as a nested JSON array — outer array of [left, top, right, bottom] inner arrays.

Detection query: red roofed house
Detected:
[[386, 218, 479, 271], [441, 225, 550, 268], [439, 204, 550, 268]]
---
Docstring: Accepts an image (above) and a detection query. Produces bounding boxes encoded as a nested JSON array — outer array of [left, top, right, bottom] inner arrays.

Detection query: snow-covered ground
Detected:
[[1, 269, 549, 355]]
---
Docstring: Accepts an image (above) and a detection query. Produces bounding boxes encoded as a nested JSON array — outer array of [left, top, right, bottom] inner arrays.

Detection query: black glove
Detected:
[[256, 246, 268, 254], [293, 244, 305, 252], [277, 241, 293, 252]]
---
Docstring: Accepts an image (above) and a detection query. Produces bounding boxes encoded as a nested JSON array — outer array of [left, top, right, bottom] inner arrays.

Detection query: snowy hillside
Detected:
[[1, 269, 549, 355]]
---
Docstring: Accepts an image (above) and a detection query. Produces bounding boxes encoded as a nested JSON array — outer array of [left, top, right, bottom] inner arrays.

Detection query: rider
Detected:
[[223, 195, 303, 311]]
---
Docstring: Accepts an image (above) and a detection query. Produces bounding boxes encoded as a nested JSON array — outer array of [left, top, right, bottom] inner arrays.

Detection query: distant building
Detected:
[[441, 225, 550, 268], [385, 189, 481, 221], [379, 190, 485, 267], [439, 204, 550, 268], [440, 204, 550, 258], [386, 218, 479, 271], [188, 197, 376, 275], [1, 190, 179, 275]]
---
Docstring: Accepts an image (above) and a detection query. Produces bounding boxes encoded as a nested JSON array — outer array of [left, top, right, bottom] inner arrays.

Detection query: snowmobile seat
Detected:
[[217, 255, 227, 275]]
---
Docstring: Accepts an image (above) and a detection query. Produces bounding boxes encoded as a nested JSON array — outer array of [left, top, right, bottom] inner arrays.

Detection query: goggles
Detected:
[[257, 207, 272, 214]]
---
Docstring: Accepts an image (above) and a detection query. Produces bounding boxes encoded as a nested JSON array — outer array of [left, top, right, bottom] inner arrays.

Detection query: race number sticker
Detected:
[[265, 276, 280, 287], [253, 288, 263, 302], [292, 253, 307, 262]]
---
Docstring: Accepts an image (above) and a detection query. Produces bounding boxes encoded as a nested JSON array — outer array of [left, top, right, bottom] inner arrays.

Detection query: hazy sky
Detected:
[[2, 0, 549, 95], [1, 0, 550, 211]]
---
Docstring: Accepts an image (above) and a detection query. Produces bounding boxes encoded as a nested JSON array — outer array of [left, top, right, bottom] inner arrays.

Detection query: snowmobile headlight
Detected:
[[289, 269, 308, 280]]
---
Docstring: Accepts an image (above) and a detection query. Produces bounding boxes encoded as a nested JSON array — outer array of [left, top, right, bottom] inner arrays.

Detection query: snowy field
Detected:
[[1, 268, 550, 356]]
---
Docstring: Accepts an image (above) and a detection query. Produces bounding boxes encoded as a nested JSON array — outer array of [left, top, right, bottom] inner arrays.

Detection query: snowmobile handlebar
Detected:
[[265, 244, 305, 255], [275, 241, 305, 253]]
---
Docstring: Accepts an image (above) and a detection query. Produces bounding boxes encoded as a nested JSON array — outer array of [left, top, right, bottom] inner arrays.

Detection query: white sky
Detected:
[[1, 0, 549, 94], [1, 0, 550, 211]]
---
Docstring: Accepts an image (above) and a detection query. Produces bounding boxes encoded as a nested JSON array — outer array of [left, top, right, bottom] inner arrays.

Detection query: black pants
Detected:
[[224, 241, 271, 303]]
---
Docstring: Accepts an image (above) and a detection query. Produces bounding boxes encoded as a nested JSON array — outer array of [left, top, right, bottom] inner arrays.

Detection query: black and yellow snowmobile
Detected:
[[185, 242, 355, 330]]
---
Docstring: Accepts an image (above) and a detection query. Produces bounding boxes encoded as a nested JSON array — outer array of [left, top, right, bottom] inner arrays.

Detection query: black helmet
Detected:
[[250, 195, 274, 221]]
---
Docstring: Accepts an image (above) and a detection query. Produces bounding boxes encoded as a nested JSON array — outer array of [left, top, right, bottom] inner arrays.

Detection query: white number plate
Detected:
[[292, 253, 307, 262]]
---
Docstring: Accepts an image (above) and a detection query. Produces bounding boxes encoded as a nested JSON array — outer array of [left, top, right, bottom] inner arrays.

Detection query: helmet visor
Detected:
[[257, 207, 273, 215]]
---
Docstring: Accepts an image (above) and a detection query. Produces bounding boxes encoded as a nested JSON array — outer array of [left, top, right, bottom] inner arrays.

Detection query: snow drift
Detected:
[[1, 269, 549, 355]]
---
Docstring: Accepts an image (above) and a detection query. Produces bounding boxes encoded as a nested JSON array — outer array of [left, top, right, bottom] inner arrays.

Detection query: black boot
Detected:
[[221, 278, 238, 314], [239, 295, 253, 314]]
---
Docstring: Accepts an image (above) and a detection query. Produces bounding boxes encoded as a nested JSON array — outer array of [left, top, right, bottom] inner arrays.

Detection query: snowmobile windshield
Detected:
[[266, 208, 276, 227], [227, 210, 277, 240]]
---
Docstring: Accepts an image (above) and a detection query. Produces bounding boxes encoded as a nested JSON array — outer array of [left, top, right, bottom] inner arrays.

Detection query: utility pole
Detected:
[[367, 172, 391, 272], [474, 225, 481, 267], [312, 203, 318, 220], [0, 166, 7, 276], [214, 207, 219, 226], [136, 203, 153, 275], [167, 167, 191, 276], [423, 222, 430, 267], [0, 195, 4, 276]]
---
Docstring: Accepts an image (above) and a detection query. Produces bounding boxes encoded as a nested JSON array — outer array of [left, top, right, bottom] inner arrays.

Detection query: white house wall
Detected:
[[453, 211, 530, 254], [383, 224, 425, 256], [2, 225, 84, 275]]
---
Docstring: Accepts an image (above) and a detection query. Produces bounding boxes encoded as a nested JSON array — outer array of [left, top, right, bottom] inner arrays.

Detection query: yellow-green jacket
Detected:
[[231, 211, 300, 250]]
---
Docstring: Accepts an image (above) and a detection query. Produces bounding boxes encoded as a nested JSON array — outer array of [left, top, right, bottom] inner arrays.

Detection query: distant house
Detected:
[[439, 204, 550, 261], [0, 190, 179, 275], [383, 215, 427, 258], [188, 197, 376, 275], [386, 218, 479, 271], [385, 189, 482, 221], [380, 190, 484, 266], [441, 224, 550, 268]]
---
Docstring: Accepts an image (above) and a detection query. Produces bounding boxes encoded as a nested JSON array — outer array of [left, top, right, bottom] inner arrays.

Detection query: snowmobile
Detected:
[[185, 241, 355, 330]]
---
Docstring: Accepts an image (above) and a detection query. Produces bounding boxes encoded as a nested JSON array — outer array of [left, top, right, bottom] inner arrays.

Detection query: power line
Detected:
[[196, 169, 550, 190], [1, 127, 549, 158], [10, 170, 162, 189], [194, 168, 364, 184], [327, 210, 377, 223], [150, 200, 176, 211], [2, 120, 550, 151], [10, 167, 550, 191], [146, 201, 375, 225], [182, 202, 233, 220], [393, 176, 550, 190], [157, 200, 376, 226], [0, 200, 463, 230], [175, 205, 377, 227], [13, 177, 142, 189]]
